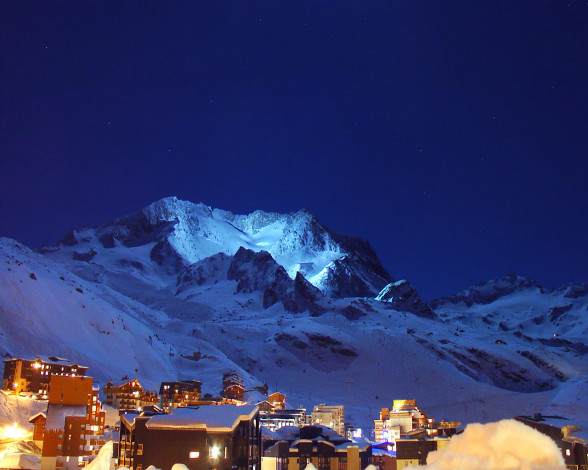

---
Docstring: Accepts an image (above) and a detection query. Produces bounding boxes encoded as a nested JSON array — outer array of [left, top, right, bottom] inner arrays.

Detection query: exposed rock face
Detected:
[[562, 282, 588, 299], [375, 280, 435, 318], [429, 273, 542, 308], [176, 253, 231, 291], [227, 247, 325, 313], [176, 247, 326, 314]]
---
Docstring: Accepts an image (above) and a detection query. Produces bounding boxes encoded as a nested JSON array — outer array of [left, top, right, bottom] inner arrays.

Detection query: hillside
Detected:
[[0, 198, 586, 431]]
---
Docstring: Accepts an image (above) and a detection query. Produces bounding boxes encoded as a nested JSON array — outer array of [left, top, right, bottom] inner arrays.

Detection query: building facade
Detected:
[[117, 404, 261, 470], [40, 375, 106, 470], [222, 372, 245, 402], [103, 379, 158, 412], [395, 434, 450, 468], [515, 414, 588, 468], [2, 356, 88, 397], [159, 380, 202, 408], [262, 425, 372, 470], [311, 405, 345, 437], [261, 409, 308, 432], [268, 393, 286, 411]]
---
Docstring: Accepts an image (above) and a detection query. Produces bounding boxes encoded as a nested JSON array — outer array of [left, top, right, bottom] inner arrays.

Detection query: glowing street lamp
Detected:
[[209, 445, 220, 459]]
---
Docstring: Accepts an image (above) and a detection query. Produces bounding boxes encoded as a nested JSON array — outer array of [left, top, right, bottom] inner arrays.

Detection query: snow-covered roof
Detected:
[[518, 415, 588, 444], [45, 405, 87, 430], [244, 390, 266, 404], [145, 405, 258, 432], [3, 355, 73, 366], [334, 441, 371, 452], [372, 449, 396, 457], [28, 411, 46, 423], [107, 378, 141, 389]]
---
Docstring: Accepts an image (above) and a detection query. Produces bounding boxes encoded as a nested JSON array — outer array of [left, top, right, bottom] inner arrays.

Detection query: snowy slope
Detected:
[[2, 234, 587, 432], [1, 200, 587, 433], [0, 239, 262, 394]]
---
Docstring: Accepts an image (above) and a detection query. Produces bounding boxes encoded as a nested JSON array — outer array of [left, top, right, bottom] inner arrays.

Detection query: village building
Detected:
[[395, 431, 450, 468], [222, 371, 245, 402], [262, 424, 371, 470], [2, 356, 88, 397], [374, 400, 427, 441], [268, 392, 286, 410], [39, 375, 106, 470], [310, 404, 345, 437], [371, 442, 397, 470], [515, 414, 588, 468], [29, 412, 46, 445], [261, 409, 308, 431], [159, 380, 202, 408], [103, 379, 158, 412], [116, 404, 261, 470]]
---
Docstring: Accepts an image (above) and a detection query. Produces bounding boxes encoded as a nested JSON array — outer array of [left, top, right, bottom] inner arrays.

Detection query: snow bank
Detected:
[[418, 419, 565, 470], [85, 441, 112, 470], [171, 465, 189, 470]]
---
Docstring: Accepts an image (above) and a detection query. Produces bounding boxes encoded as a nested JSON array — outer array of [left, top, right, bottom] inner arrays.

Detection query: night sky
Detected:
[[1, 1, 587, 300]]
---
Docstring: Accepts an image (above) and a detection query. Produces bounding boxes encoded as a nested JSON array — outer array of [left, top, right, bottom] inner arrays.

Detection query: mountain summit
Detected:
[[45, 196, 393, 298]]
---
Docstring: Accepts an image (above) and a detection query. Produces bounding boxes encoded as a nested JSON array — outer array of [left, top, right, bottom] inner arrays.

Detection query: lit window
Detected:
[[190, 452, 200, 459], [566, 449, 571, 456]]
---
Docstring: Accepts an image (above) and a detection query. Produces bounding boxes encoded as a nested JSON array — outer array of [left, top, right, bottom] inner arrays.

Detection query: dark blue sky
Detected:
[[1, 1, 587, 300]]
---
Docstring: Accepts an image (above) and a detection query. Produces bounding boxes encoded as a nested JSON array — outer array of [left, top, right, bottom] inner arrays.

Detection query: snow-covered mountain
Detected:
[[43, 197, 392, 298], [0, 198, 587, 431]]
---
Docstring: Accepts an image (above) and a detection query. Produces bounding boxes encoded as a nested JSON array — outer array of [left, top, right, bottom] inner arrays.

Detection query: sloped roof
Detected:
[[45, 405, 87, 430], [145, 405, 258, 432], [28, 412, 47, 423]]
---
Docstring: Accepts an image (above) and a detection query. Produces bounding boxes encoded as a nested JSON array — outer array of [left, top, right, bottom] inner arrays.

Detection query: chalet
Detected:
[[117, 404, 261, 470], [2, 356, 88, 397], [262, 425, 371, 470], [268, 392, 286, 411], [256, 401, 275, 414], [515, 414, 588, 468], [222, 371, 245, 402], [39, 375, 106, 470], [29, 412, 46, 444], [159, 380, 202, 408], [224, 383, 245, 402], [103, 379, 158, 412]]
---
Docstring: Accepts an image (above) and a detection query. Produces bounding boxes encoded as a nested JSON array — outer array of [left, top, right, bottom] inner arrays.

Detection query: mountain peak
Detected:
[[430, 273, 542, 308], [43, 198, 393, 298]]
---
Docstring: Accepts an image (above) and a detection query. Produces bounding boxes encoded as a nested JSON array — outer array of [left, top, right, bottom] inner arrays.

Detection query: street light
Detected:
[[210, 445, 220, 459]]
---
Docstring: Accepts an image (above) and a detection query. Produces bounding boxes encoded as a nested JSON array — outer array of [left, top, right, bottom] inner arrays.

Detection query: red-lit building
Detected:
[[39, 375, 106, 470], [159, 380, 202, 408], [222, 372, 245, 402], [103, 379, 158, 412], [29, 412, 46, 444], [268, 392, 286, 410], [2, 356, 88, 397]]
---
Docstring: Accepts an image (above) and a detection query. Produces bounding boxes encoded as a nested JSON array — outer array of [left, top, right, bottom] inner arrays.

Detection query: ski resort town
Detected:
[[1, 356, 587, 470]]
